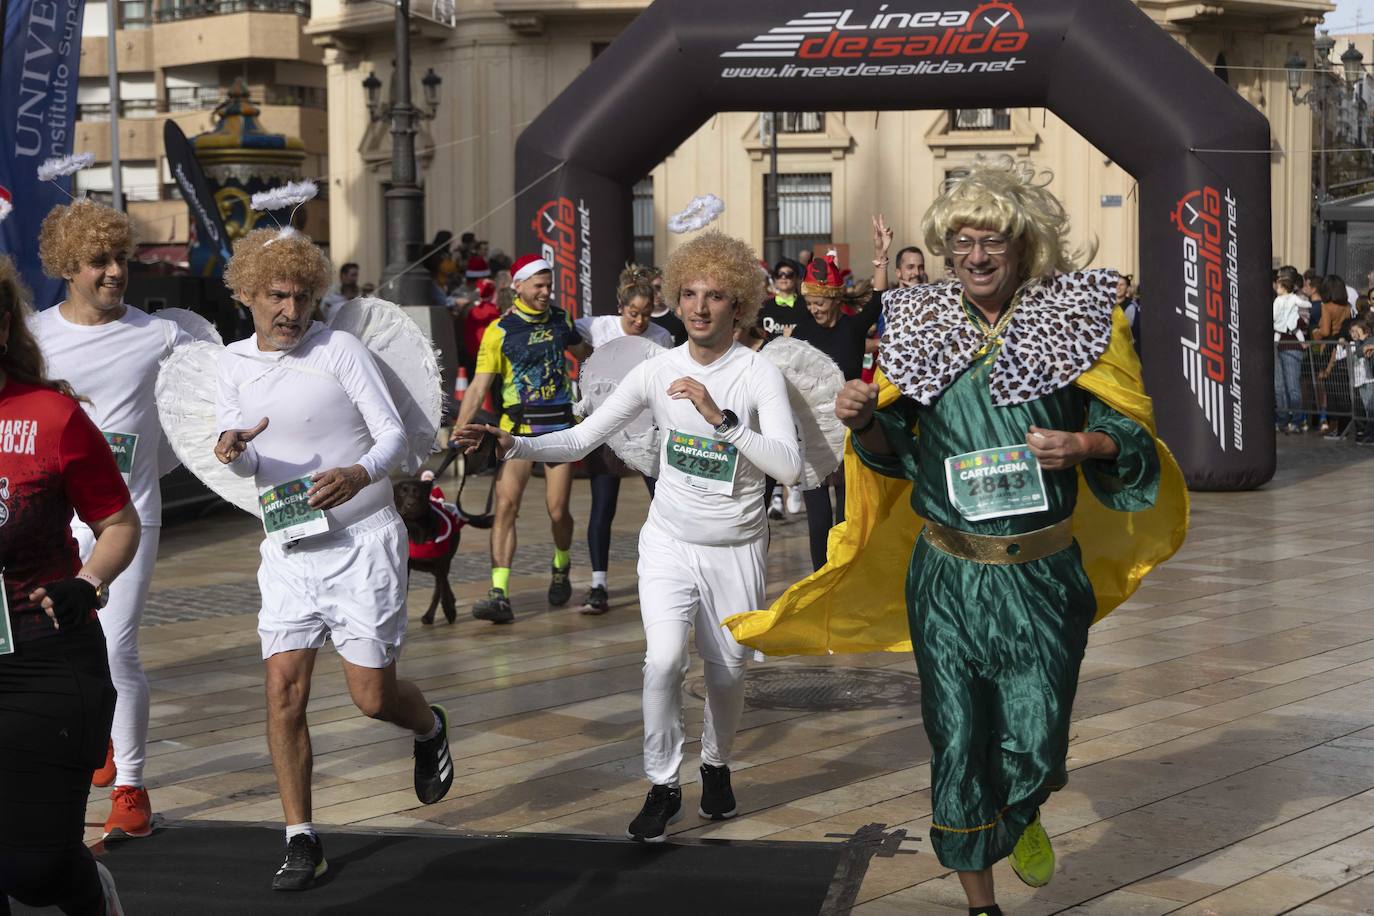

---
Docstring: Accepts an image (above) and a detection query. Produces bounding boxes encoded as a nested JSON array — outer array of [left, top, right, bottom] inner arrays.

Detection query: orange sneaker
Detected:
[[103, 786, 153, 840], [92, 740, 116, 788]]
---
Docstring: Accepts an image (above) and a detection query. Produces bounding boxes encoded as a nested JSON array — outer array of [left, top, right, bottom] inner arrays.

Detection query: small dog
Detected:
[[395, 476, 463, 625]]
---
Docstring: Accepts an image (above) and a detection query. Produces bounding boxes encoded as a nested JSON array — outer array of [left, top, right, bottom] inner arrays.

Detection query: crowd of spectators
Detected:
[[1272, 265, 1374, 443]]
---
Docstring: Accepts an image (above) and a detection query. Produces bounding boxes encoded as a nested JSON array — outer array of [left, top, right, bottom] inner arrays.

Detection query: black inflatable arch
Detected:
[[515, 0, 1274, 490]]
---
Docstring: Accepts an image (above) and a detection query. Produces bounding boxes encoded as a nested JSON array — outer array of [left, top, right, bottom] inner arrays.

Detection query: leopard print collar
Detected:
[[877, 269, 1118, 406]]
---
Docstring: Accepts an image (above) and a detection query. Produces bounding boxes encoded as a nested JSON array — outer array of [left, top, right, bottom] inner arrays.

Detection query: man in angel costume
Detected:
[[31, 198, 200, 840], [455, 232, 802, 842], [727, 159, 1188, 916], [213, 228, 453, 891], [451, 254, 592, 624]]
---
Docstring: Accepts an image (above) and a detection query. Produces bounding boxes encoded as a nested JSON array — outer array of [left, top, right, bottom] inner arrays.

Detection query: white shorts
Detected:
[[637, 518, 767, 667], [257, 506, 408, 669]]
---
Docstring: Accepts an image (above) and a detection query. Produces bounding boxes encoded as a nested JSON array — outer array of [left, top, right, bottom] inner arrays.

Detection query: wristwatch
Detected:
[[713, 409, 739, 436], [76, 571, 110, 609]]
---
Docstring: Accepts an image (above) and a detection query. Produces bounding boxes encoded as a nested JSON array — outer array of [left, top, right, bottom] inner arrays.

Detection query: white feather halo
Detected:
[[36, 153, 95, 183], [250, 179, 318, 213], [667, 194, 725, 234]]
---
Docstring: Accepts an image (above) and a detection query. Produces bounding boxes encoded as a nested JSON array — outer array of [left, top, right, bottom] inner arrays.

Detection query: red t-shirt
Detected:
[[1, 381, 131, 644]]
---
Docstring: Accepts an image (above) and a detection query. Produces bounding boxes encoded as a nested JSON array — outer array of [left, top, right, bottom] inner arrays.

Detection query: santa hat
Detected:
[[465, 256, 491, 279], [476, 278, 496, 301], [511, 254, 553, 283], [0, 185, 11, 224]]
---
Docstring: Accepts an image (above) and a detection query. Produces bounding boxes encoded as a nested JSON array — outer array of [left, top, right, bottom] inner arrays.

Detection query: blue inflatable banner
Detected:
[[0, 0, 86, 309]]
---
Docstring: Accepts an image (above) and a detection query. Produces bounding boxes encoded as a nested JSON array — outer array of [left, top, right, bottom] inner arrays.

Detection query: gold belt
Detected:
[[921, 518, 1073, 565]]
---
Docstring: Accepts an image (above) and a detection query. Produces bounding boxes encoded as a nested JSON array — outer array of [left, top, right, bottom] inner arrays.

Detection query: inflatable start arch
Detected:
[[515, 0, 1275, 491]]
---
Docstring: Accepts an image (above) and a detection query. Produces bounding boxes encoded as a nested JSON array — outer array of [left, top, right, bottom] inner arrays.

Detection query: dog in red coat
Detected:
[[394, 476, 464, 625]]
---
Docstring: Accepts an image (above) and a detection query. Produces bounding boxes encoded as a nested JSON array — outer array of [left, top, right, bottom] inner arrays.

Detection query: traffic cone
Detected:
[[454, 366, 469, 403]]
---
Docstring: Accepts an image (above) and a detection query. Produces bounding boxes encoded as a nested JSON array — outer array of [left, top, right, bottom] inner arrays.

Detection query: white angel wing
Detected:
[[581, 334, 667, 478], [155, 340, 262, 516], [329, 297, 442, 474], [157, 307, 223, 345], [761, 337, 846, 489], [154, 309, 222, 476]]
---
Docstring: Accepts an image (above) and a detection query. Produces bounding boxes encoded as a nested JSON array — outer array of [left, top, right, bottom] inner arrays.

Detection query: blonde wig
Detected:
[[922, 156, 1096, 283], [223, 228, 332, 301], [662, 232, 766, 327], [38, 199, 136, 279]]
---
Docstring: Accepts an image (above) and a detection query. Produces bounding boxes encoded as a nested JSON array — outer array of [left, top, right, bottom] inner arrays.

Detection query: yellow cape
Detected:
[[725, 309, 1190, 656]]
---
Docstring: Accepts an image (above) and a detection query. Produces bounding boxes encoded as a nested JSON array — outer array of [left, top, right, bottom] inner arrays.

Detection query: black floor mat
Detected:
[[15, 822, 844, 915]]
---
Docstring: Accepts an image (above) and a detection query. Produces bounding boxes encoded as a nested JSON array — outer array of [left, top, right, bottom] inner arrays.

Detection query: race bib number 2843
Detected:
[[944, 445, 1049, 522]]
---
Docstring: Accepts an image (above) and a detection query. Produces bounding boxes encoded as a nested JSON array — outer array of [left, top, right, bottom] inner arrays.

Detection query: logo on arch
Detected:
[[719, 1, 1030, 65], [1172, 185, 1243, 452]]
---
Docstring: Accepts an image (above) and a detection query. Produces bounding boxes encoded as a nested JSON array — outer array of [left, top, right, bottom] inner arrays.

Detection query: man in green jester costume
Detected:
[[728, 158, 1188, 915]]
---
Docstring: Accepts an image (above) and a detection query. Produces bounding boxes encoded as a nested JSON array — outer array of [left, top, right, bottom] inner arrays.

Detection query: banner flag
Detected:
[[0, 0, 86, 310], [164, 119, 232, 276]]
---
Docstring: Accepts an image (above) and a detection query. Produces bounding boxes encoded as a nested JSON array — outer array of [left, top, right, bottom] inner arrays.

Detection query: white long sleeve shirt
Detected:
[[31, 303, 194, 526], [507, 342, 802, 545], [215, 322, 407, 532]]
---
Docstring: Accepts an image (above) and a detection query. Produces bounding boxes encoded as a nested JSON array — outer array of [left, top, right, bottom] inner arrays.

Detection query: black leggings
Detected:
[[587, 446, 657, 573], [803, 474, 847, 572], [0, 627, 116, 916]]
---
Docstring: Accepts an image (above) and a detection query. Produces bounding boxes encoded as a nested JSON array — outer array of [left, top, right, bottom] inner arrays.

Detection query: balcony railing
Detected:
[[154, 0, 309, 22], [165, 87, 223, 111], [949, 108, 1012, 131], [77, 99, 160, 120]]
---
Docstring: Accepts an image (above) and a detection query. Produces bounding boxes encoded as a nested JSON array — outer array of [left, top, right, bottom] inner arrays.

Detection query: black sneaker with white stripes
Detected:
[[414, 704, 454, 805], [627, 784, 683, 842], [271, 832, 327, 891], [698, 762, 738, 820]]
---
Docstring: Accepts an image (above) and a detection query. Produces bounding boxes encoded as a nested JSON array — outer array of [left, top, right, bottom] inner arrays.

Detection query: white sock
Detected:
[[285, 822, 315, 841], [592, 571, 608, 589], [416, 710, 442, 742]]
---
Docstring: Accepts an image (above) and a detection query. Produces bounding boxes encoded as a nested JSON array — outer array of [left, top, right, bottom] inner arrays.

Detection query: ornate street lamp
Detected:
[[1288, 30, 1342, 271], [360, 2, 443, 308], [1343, 41, 1365, 85]]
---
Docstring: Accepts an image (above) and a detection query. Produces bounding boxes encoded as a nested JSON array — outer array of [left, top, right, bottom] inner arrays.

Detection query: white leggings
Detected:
[[77, 524, 157, 789], [637, 520, 766, 786]]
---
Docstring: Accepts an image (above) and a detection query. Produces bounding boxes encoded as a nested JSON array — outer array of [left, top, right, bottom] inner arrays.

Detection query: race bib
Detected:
[[103, 431, 138, 483], [663, 429, 739, 495], [0, 573, 12, 656], [944, 445, 1049, 522], [259, 477, 330, 545]]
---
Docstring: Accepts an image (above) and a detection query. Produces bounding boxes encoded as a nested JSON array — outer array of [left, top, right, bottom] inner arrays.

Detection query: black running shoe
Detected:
[[272, 833, 327, 891], [698, 763, 738, 820], [627, 784, 683, 842], [472, 588, 514, 624], [414, 704, 455, 804], [548, 563, 572, 607], [579, 585, 610, 616]]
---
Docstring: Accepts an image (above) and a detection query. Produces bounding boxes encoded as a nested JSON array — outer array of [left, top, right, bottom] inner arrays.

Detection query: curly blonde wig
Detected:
[[223, 228, 332, 300], [922, 156, 1096, 283], [38, 199, 136, 279], [662, 232, 766, 327]]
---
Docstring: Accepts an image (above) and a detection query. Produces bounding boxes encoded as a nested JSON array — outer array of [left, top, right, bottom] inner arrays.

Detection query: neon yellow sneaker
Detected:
[[1009, 811, 1055, 887]]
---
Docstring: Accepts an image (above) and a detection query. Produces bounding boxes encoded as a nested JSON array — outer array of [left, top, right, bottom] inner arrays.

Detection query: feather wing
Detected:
[[760, 337, 846, 489], [157, 308, 223, 345], [155, 340, 262, 516], [581, 335, 666, 477], [329, 297, 442, 473]]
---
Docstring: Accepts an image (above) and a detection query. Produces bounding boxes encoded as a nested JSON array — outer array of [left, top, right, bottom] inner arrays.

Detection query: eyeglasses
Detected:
[[776, 271, 796, 279], [948, 235, 1010, 256]]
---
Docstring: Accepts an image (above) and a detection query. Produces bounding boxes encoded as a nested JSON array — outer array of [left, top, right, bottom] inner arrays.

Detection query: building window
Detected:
[[154, 0, 310, 22], [119, 0, 152, 28], [264, 85, 326, 109], [949, 108, 1011, 131], [592, 41, 611, 59], [779, 112, 825, 134], [632, 178, 654, 266], [776, 172, 831, 259], [166, 86, 221, 111]]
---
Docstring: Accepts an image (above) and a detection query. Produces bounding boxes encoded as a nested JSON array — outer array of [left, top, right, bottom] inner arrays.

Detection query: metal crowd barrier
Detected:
[[1273, 340, 1374, 439]]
